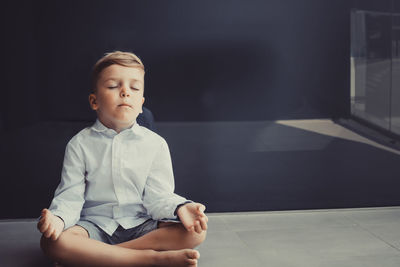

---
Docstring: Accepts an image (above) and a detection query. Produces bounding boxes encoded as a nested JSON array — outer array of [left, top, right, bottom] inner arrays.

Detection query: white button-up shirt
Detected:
[[48, 119, 191, 236]]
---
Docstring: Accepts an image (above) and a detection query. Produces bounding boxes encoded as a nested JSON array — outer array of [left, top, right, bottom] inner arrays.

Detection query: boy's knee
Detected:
[[186, 229, 207, 248], [40, 234, 59, 258], [40, 228, 86, 260], [196, 229, 207, 245], [40, 234, 68, 258]]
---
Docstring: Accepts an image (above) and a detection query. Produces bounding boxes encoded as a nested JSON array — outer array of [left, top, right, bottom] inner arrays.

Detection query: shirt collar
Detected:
[[91, 119, 143, 137]]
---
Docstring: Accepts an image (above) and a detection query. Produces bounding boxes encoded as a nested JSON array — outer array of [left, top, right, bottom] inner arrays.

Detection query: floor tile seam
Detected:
[[205, 229, 257, 247], [225, 224, 383, 239], [342, 212, 400, 227], [200, 231, 266, 264], [344, 214, 400, 254], [214, 226, 362, 234], [218, 214, 361, 232], [362, 229, 400, 253], [2, 206, 400, 221], [233, 230, 270, 265], [205, 206, 400, 217]]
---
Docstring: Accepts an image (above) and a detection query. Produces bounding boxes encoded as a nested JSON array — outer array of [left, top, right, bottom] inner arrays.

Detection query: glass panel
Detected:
[[391, 14, 400, 134], [351, 10, 392, 130]]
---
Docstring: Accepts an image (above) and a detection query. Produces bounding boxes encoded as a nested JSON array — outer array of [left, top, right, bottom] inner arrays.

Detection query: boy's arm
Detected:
[[142, 138, 192, 221], [47, 137, 86, 230]]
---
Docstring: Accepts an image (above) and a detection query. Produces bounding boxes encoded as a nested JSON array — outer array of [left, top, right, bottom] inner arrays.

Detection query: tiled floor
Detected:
[[196, 207, 400, 267], [1, 207, 400, 266]]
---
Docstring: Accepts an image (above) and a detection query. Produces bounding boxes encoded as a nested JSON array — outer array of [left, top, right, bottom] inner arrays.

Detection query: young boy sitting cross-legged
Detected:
[[37, 51, 208, 267]]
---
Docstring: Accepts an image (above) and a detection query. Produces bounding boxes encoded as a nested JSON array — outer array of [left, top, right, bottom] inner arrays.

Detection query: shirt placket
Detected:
[[112, 134, 126, 218]]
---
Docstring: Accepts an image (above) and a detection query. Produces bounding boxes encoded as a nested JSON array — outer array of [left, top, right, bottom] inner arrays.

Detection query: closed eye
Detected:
[[131, 87, 139, 91]]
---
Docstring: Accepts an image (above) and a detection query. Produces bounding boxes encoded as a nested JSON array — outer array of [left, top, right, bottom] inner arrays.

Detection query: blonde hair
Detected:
[[91, 51, 145, 93]]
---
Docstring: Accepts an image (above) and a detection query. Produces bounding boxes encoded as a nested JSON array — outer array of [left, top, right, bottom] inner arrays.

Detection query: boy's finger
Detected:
[[49, 228, 56, 240], [42, 209, 49, 216], [45, 226, 54, 238], [199, 217, 208, 231], [197, 212, 207, 218], [37, 221, 45, 232], [197, 204, 206, 214], [187, 225, 195, 232], [44, 227, 51, 238], [50, 229, 58, 241], [179, 216, 193, 232], [179, 215, 192, 232], [194, 221, 202, 234], [197, 213, 208, 225], [40, 220, 50, 233]]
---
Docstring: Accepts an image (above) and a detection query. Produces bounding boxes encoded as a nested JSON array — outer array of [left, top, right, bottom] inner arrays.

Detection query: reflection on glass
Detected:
[[391, 14, 400, 134], [351, 9, 392, 130]]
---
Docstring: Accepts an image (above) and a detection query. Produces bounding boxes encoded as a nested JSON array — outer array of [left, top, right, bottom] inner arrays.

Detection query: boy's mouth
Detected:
[[118, 104, 132, 108]]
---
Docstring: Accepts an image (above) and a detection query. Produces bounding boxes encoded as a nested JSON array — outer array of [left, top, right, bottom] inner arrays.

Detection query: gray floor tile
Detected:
[[197, 230, 264, 266], [357, 222, 400, 250], [236, 225, 400, 267], [218, 211, 354, 232], [0, 240, 51, 267], [204, 215, 231, 233], [338, 208, 400, 250], [0, 221, 41, 240], [197, 230, 249, 250], [197, 246, 264, 267], [318, 253, 400, 267], [341, 208, 400, 226], [2, 208, 400, 267]]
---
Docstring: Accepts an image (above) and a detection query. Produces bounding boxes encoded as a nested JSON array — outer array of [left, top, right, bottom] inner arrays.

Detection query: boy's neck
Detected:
[[98, 118, 135, 134]]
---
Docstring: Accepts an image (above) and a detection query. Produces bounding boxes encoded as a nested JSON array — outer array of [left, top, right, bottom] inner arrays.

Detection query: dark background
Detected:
[[3, 0, 352, 129], [1, 0, 399, 219]]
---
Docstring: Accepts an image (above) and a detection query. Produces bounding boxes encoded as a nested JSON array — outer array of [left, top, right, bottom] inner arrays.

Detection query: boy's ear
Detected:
[[140, 97, 145, 113], [89, 94, 98, 110]]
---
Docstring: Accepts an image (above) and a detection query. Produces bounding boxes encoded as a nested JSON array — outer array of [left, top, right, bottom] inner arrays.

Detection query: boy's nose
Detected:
[[120, 88, 130, 97]]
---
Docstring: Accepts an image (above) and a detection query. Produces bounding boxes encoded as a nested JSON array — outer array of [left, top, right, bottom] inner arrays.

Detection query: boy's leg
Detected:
[[40, 225, 200, 267], [116, 222, 207, 251]]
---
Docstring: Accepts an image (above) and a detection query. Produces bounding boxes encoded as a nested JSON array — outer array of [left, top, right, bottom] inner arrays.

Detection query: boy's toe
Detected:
[[187, 258, 198, 266], [186, 249, 200, 259]]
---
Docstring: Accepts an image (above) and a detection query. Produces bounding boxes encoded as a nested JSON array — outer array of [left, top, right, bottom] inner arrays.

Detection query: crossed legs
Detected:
[[40, 222, 206, 267], [116, 221, 206, 251]]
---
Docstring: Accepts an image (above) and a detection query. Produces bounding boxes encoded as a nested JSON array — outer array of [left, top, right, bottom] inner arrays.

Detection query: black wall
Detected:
[[3, 0, 399, 219], [3, 0, 351, 130], [353, 0, 398, 13]]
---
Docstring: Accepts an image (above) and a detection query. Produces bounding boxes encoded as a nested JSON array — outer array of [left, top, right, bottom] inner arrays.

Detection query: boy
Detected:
[[37, 51, 208, 267]]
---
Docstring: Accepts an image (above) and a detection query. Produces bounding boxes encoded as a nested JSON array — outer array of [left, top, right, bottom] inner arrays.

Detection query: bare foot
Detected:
[[156, 249, 200, 267]]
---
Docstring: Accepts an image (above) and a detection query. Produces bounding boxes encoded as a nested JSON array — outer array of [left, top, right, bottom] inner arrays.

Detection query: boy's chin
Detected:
[[117, 116, 138, 125]]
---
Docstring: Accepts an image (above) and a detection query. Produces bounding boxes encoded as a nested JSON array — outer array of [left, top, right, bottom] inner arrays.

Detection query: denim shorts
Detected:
[[76, 219, 159, 245]]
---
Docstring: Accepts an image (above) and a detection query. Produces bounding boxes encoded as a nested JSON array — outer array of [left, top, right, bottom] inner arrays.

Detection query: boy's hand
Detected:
[[177, 202, 208, 234], [37, 209, 65, 241]]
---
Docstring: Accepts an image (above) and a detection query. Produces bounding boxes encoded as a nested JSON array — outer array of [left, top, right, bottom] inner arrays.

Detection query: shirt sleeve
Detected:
[[142, 138, 192, 221], [48, 136, 86, 230]]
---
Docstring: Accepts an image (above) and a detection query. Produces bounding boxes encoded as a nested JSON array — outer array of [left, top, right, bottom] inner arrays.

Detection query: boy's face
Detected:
[[89, 64, 145, 132]]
